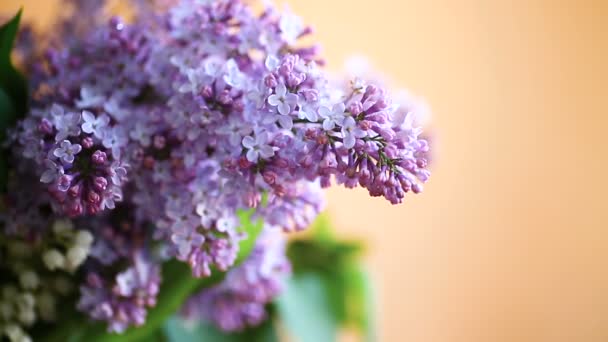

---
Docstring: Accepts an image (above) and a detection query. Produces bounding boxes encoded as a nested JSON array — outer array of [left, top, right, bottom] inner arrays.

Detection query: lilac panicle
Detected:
[[181, 227, 290, 332], [5, 0, 432, 334]]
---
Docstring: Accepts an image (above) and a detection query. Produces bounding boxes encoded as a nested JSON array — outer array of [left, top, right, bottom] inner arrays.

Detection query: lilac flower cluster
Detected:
[[182, 228, 290, 332], [3, 0, 431, 335]]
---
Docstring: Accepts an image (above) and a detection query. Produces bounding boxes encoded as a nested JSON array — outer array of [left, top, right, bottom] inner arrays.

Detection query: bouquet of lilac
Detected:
[[0, 0, 430, 341]]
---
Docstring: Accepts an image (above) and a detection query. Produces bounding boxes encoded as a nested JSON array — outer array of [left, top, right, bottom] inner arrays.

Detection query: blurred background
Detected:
[[1, 0, 607, 341]]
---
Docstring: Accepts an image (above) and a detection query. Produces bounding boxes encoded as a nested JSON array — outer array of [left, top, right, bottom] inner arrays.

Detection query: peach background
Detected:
[[2, 1, 608, 341]]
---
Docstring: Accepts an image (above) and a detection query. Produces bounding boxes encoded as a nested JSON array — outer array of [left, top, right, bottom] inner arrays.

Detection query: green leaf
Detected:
[[0, 88, 16, 191], [45, 208, 264, 342], [343, 265, 377, 342], [163, 315, 278, 342], [0, 9, 28, 116], [276, 273, 338, 342]]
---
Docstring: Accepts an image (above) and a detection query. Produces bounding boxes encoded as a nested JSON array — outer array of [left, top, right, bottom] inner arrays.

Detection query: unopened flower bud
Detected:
[[43, 250, 65, 271], [81, 136, 94, 148], [91, 150, 107, 164], [93, 177, 108, 191], [66, 246, 88, 270], [75, 230, 94, 247], [52, 219, 73, 235], [19, 271, 39, 290]]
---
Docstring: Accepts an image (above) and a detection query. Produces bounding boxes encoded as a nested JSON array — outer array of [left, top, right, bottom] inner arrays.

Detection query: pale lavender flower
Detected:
[[319, 103, 346, 130], [341, 117, 367, 149], [53, 140, 82, 164], [81, 111, 110, 139], [267, 83, 298, 116], [242, 132, 275, 162]]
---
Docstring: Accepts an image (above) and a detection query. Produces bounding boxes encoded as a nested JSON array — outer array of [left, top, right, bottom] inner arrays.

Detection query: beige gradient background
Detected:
[[2, 1, 608, 341]]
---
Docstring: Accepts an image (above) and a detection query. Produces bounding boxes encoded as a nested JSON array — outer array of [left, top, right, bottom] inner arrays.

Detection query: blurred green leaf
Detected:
[[0, 8, 28, 116], [343, 264, 376, 342], [0, 88, 15, 191], [276, 273, 338, 342], [163, 314, 278, 342], [284, 214, 375, 341]]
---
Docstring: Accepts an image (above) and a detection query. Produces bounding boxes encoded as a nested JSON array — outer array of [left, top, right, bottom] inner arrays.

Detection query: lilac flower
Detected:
[[223, 59, 247, 89], [7, 0, 432, 334], [53, 140, 82, 164], [195, 201, 218, 228], [279, 10, 305, 45], [319, 103, 346, 130], [242, 132, 275, 162], [267, 83, 298, 116], [102, 128, 128, 158], [171, 230, 205, 258], [129, 122, 153, 147], [182, 228, 290, 332], [76, 86, 106, 109], [341, 117, 367, 149], [40, 160, 64, 184], [81, 111, 110, 139], [51, 105, 81, 141]]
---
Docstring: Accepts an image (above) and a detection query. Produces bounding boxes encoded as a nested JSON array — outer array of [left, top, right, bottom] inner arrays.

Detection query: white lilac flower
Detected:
[[19, 271, 39, 290], [66, 246, 89, 271], [42, 250, 65, 271], [75, 230, 94, 247], [53, 140, 82, 164]]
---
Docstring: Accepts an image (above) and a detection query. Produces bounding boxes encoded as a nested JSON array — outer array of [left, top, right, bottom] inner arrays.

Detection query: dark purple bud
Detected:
[[412, 183, 422, 194], [349, 102, 363, 116], [93, 177, 108, 192], [245, 192, 261, 208], [299, 89, 319, 102], [153, 135, 166, 149], [143, 156, 156, 169], [238, 156, 252, 169], [66, 201, 83, 217], [264, 74, 277, 88], [57, 175, 72, 192], [201, 85, 213, 98], [87, 191, 101, 204], [91, 150, 107, 165], [320, 175, 331, 188], [38, 118, 53, 134], [68, 184, 81, 198], [263, 171, 277, 185], [233, 100, 244, 112], [218, 90, 232, 105], [81, 137, 94, 149]]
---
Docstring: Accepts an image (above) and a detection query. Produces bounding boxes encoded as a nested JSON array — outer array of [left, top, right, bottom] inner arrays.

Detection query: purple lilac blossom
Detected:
[[5, 0, 432, 333], [77, 214, 161, 333], [181, 227, 290, 332]]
